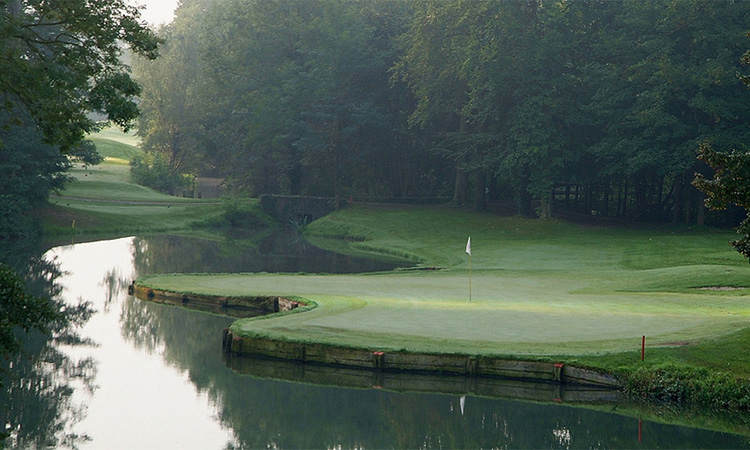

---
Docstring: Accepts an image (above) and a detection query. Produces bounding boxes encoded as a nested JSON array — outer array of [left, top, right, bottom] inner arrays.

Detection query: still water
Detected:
[[2, 233, 748, 448]]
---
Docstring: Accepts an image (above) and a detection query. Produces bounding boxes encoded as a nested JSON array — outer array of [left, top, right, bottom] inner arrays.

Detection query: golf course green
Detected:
[[139, 207, 750, 359], [51, 128, 750, 414]]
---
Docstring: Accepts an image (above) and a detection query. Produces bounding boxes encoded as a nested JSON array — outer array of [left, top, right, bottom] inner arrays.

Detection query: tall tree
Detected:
[[0, 0, 160, 150], [1, 0, 160, 235], [693, 34, 750, 259], [694, 142, 750, 259], [0, 0, 159, 359], [585, 0, 750, 221], [397, 0, 476, 206], [142, 0, 434, 199]]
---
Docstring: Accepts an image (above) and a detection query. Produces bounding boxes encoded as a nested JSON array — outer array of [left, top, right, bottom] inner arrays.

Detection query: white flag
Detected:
[[465, 237, 471, 256]]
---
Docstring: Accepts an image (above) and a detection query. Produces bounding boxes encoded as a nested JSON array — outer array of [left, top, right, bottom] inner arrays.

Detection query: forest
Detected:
[[132, 0, 750, 223]]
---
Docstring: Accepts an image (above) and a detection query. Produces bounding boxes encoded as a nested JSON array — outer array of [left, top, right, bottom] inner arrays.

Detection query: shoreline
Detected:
[[133, 283, 622, 388], [131, 284, 304, 317]]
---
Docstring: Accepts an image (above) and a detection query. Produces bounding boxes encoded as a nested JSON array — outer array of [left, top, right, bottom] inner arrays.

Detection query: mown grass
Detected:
[[140, 205, 750, 372], [72, 130, 750, 427], [87, 136, 141, 162], [41, 128, 244, 236], [139, 205, 750, 435]]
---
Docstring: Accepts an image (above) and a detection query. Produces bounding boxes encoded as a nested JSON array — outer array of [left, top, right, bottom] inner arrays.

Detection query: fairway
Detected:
[[44, 128, 226, 234], [140, 206, 750, 357]]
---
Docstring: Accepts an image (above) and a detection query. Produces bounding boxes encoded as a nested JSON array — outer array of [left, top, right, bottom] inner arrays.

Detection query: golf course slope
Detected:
[[137, 205, 750, 379], [41, 128, 247, 236]]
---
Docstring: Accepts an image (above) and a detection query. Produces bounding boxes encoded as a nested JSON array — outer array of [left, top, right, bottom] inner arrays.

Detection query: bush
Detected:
[[193, 198, 275, 229], [130, 153, 194, 195], [625, 363, 750, 412]]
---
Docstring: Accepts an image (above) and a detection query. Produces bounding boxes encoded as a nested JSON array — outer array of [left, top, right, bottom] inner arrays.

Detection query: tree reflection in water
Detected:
[[122, 237, 749, 449], [2, 234, 749, 449], [131, 231, 404, 276], [0, 239, 96, 448]]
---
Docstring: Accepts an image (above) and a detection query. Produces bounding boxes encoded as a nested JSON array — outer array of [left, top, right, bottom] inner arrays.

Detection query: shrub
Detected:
[[130, 153, 194, 195], [624, 363, 750, 412]]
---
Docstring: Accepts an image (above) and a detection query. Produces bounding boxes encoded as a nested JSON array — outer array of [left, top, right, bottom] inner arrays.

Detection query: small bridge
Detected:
[[259, 194, 341, 225]]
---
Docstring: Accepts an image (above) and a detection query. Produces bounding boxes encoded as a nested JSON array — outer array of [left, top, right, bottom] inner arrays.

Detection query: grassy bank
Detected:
[[140, 205, 750, 373], [79, 132, 750, 423], [41, 128, 269, 236], [307, 207, 750, 418]]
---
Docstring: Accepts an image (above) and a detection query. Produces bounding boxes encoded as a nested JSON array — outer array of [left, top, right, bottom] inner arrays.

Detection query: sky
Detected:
[[130, 0, 180, 26]]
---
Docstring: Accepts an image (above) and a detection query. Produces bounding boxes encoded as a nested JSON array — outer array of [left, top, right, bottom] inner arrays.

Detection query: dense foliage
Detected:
[[135, 0, 750, 222], [0, 263, 60, 357], [0, 0, 160, 237], [130, 151, 195, 195], [0, 0, 158, 360], [694, 142, 750, 258], [0, 0, 159, 150], [624, 363, 750, 414]]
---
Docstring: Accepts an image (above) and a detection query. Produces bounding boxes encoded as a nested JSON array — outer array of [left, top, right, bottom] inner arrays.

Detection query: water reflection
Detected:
[[2, 234, 749, 449], [132, 230, 404, 276], [0, 237, 97, 448]]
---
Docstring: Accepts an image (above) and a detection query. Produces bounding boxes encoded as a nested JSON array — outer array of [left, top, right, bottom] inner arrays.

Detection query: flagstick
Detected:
[[466, 236, 471, 302], [466, 236, 472, 302], [469, 252, 472, 302]]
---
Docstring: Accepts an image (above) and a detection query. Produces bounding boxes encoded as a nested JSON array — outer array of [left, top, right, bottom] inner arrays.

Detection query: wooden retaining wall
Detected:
[[223, 352, 624, 404], [131, 284, 303, 317], [222, 329, 622, 388], [133, 282, 621, 389]]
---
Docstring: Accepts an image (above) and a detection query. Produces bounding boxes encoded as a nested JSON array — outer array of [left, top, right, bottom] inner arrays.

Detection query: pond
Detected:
[[1, 233, 748, 448]]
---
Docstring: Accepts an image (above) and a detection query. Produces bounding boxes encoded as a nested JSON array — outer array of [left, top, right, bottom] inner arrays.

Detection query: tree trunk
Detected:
[[672, 175, 683, 223], [602, 180, 611, 217], [696, 194, 705, 225], [684, 184, 693, 224], [474, 171, 487, 211], [452, 117, 470, 207], [453, 166, 469, 206], [539, 194, 552, 220]]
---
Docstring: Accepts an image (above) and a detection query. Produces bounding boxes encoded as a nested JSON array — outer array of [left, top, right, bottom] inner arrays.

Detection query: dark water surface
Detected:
[[1, 233, 748, 448]]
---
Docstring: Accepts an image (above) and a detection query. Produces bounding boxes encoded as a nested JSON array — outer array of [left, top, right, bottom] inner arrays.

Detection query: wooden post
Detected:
[[641, 335, 645, 361], [466, 237, 472, 302]]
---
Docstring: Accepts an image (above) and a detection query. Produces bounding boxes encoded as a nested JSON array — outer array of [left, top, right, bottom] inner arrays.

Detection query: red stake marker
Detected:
[[641, 335, 645, 361]]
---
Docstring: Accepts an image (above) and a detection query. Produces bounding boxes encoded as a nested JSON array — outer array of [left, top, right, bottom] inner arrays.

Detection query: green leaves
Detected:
[[695, 142, 750, 211], [0, 0, 160, 150], [695, 142, 750, 261], [0, 263, 63, 358], [0, 111, 72, 238], [129, 0, 750, 221]]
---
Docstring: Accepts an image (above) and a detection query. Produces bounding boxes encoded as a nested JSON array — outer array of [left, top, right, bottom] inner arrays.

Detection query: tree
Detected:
[[136, 0, 436, 200], [584, 0, 750, 222], [0, 263, 62, 359], [1, 0, 160, 150], [0, 111, 71, 238], [396, 0, 477, 206], [694, 143, 750, 259], [1, 0, 160, 235], [399, 1, 582, 215], [0, 0, 159, 360], [132, 5, 206, 193]]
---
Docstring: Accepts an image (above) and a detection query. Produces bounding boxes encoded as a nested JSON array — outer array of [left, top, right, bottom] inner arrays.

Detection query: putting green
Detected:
[[139, 206, 750, 357]]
